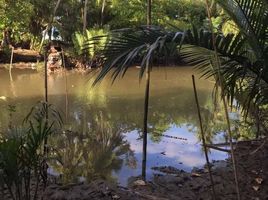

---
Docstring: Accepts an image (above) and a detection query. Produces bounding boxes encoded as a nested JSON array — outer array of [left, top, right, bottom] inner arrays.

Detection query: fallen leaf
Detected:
[[255, 178, 263, 185], [252, 185, 260, 191]]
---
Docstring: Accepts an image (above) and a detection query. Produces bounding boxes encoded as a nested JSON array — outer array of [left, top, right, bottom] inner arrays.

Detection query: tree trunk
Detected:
[[100, 0, 106, 27], [83, 0, 89, 33], [1, 28, 12, 47], [147, 0, 152, 26], [209, 0, 217, 17]]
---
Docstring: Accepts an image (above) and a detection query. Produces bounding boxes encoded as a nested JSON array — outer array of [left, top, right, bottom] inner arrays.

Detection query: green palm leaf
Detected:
[[83, 26, 181, 85], [216, 0, 268, 57]]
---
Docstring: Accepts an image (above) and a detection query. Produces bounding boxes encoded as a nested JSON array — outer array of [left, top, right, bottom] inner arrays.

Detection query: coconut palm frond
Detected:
[[179, 27, 263, 110], [83, 27, 182, 85], [179, 0, 268, 112], [216, 0, 268, 57]]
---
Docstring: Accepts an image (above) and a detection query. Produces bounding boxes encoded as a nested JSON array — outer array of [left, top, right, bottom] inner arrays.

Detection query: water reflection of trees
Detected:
[[74, 88, 212, 142], [195, 97, 256, 145], [66, 87, 256, 147], [49, 112, 136, 183]]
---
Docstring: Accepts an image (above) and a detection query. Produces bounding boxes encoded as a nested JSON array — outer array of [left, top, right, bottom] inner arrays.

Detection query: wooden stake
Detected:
[[44, 48, 48, 105], [142, 63, 150, 181], [204, 1, 241, 199], [43, 46, 49, 187], [192, 75, 216, 200], [9, 47, 14, 82], [142, 1, 152, 181]]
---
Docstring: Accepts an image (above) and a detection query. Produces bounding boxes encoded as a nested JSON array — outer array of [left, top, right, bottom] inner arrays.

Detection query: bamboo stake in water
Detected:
[[44, 47, 49, 139], [192, 75, 216, 200], [204, 0, 241, 199], [40, 0, 62, 187], [142, 62, 150, 181], [44, 48, 48, 105], [9, 47, 14, 82], [43, 46, 49, 187], [142, 1, 152, 181], [62, 48, 68, 123]]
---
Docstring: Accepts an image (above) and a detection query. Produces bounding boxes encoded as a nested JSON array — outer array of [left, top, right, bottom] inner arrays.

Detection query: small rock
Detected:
[[133, 180, 146, 186], [191, 173, 202, 177], [251, 170, 258, 175], [112, 194, 120, 199]]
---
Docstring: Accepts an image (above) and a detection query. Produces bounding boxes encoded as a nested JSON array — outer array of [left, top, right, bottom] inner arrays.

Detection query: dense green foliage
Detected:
[[109, 0, 207, 29], [0, 102, 62, 200], [72, 28, 109, 59], [0, 0, 208, 49], [181, 0, 268, 116]]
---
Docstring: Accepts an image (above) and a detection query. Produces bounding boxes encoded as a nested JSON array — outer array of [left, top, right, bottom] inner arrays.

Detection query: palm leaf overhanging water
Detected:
[[83, 26, 183, 84], [179, 0, 268, 114]]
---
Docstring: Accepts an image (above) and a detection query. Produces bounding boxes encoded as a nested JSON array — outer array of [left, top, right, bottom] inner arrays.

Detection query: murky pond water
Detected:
[[0, 67, 229, 186]]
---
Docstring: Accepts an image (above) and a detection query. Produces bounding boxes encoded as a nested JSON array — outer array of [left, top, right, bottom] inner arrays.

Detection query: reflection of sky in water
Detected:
[[115, 124, 228, 186]]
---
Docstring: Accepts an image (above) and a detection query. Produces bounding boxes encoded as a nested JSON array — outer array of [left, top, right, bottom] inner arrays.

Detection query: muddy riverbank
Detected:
[[40, 139, 268, 200], [1, 139, 267, 200]]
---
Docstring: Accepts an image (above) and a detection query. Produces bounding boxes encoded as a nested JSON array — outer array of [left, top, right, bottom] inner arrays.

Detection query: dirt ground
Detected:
[[130, 140, 268, 200]]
